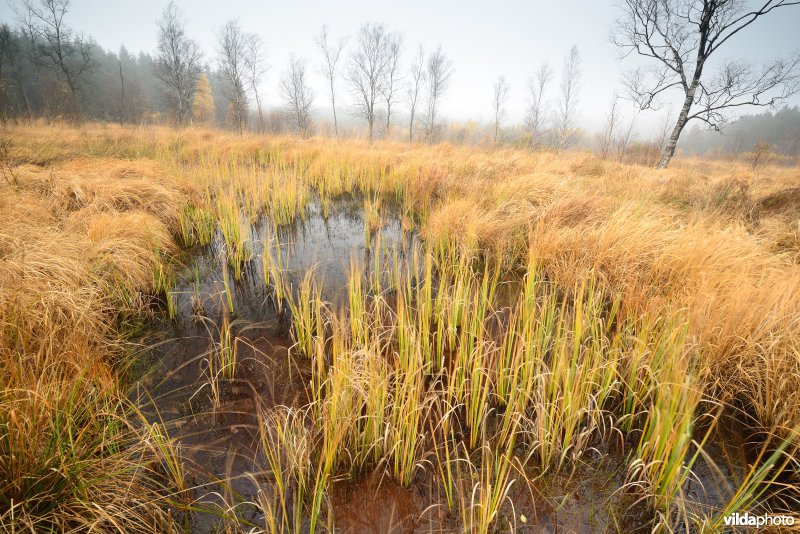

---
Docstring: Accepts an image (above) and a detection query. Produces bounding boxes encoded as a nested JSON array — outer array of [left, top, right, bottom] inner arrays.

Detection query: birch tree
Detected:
[[346, 22, 392, 141], [599, 92, 635, 159], [20, 0, 93, 116], [492, 75, 510, 144], [243, 33, 268, 132], [217, 19, 249, 133], [613, 0, 800, 168], [552, 46, 581, 152], [525, 62, 551, 148], [407, 45, 425, 143], [381, 32, 403, 137], [154, 1, 202, 126], [315, 25, 347, 137], [422, 45, 453, 143], [280, 55, 315, 138]]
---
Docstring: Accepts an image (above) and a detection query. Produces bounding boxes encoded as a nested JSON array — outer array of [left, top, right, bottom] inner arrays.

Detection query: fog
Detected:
[[2, 0, 799, 138]]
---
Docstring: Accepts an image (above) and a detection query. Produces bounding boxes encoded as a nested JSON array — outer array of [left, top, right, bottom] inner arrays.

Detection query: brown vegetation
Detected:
[[1, 122, 799, 532]]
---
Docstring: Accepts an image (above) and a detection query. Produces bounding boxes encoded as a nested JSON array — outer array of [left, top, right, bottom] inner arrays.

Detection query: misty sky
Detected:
[[2, 0, 799, 134]]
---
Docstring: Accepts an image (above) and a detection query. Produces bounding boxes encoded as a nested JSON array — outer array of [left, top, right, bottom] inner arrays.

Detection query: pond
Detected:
[[133, 195, 758, 533]]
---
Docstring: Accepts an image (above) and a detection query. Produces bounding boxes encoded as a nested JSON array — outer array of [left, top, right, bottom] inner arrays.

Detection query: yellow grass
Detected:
[[1, 121, 799, 530], [0, 140, 195, 529]]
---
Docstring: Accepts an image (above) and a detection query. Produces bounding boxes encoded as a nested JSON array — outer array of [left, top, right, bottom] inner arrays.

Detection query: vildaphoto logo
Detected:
[[723, 512, 796, 528]]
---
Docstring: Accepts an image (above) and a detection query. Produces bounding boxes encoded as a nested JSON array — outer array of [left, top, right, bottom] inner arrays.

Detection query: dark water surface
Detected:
[[132, 197, 752, 533]]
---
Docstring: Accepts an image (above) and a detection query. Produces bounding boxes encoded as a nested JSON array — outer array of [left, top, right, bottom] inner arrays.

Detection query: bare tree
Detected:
[[154, 1, 202, 126], [492, 75, 510, 144], [217, 19, 249, 133], [381, 33, 403, 137], [599, 92, 636, 159], [600, 93, 620, 158], [613, 0, 800, 168], [346, 22, 392, 142], [525, 62, 552, 148], [553, 46, 581, 153], [243, 33, 268, 132], [20, 0, 93, 115], [314, 25, 347, 138], [617, 116, 636, 157], [406, 45, 425, 143], [280, 55, 315, 138], [422, 46, 453, 143]]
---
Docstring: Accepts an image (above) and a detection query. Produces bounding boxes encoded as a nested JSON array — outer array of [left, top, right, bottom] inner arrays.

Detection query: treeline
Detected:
[[680, 107, 800, 157], [0, 0, 456, 140], [0, 20, 163, 123], [3, 0, 793, 158], [0, 0, 596, 148]]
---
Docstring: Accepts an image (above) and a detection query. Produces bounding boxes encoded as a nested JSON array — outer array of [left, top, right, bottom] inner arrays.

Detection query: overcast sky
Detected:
[[2, 0, 799, 134]]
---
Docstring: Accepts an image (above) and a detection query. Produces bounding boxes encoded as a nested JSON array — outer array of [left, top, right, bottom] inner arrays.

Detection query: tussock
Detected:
[[0, 140, 192, 530], [2, 122, 799, 531]]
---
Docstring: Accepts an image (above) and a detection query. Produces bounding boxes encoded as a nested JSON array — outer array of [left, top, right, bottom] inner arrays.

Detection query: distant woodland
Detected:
[[1, 7, 798, 157], [680, 107, 800, 157]]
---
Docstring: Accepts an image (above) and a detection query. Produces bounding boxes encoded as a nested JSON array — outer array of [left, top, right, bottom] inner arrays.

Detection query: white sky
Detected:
[[2, 0, 799, 134]]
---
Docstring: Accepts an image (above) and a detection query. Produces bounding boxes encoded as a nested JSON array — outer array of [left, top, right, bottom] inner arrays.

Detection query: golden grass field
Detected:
[[1, 123, 799, 532]]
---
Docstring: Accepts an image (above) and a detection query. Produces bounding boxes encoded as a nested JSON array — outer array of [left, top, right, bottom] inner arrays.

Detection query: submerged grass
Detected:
[[2, 122, 800, 532]]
